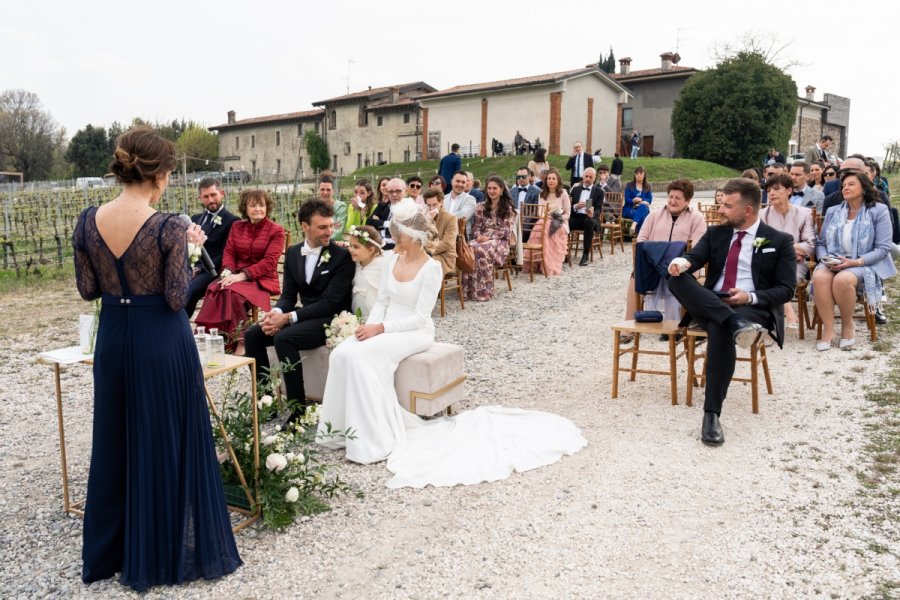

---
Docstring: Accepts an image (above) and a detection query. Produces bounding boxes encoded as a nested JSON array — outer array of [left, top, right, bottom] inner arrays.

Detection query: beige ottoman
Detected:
[[265, 345, 330, 404], [394, 343, 466, 416]]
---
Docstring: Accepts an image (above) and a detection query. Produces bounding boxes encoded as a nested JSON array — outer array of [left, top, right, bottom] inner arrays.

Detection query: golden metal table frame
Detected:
[[41, 350, 260, 533]]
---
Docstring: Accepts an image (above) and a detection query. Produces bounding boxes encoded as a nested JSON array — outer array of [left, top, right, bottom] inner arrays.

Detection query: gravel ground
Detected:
[[1, 236, 898, 599]]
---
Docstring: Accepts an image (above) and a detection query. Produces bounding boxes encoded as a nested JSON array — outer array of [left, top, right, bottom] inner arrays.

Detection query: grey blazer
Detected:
[[815, 202, 897, 280]]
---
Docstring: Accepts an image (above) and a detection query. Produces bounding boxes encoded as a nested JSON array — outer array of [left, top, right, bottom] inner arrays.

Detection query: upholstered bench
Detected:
[[269, 342, 466, 416], [395, 342, 466, 416]]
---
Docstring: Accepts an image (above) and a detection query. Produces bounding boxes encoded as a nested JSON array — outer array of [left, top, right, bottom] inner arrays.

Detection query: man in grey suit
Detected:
[[804, 134, 833, 164], [789, 161, 825, 212]]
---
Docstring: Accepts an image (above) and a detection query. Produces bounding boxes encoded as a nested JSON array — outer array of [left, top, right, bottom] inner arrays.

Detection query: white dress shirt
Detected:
[[577, 185, 592, 214], [712, 218, 760, 298]]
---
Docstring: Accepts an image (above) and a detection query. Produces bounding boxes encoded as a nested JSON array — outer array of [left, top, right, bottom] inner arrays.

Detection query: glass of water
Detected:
[[206, 328, 225, 366]]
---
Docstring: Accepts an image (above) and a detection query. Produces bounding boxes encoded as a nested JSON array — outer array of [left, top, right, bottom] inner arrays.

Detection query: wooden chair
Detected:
[[600, 192, 626, 255], [520, 203, 547, 282], [567, 224, 603, 264], [610, 241, 690, 405], [492, 251, 514, 293], [700, 205, 720, 226], [810, 296, 878, 342], [684, 327, 772, 414], [439, 269, 465, 317]]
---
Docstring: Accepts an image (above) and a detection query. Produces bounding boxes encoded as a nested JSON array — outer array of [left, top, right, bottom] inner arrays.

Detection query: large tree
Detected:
[[0, 89, 63, 180], [66, 124, 110, 176], [671, 52, 796, 169], [176, 126, 219, 172], [304, 130, 330, 174]]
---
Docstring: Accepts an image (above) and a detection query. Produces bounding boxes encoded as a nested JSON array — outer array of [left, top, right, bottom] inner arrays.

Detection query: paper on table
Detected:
[[38, 346, 93, 365]]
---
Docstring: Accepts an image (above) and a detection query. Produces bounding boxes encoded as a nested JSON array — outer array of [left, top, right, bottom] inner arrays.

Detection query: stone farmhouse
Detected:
[[208, 54, 850, 181]]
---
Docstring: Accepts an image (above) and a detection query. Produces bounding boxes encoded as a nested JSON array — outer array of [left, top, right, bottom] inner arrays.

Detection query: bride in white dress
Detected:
[[318, 199, 586, 488]]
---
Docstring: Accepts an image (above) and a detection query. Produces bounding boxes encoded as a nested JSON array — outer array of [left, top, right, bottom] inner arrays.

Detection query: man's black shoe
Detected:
[[875, 307, 887, 325], [701, 412, 724, 446], [579, 256, 589, 266], [731, 319, 764, 349]]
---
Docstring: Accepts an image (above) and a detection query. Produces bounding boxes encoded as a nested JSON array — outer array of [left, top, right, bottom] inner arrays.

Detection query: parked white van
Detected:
[[75, 177, 108, 190]]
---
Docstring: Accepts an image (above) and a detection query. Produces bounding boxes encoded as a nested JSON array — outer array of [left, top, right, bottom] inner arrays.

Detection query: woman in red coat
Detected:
[[196, 189, 285, 354]]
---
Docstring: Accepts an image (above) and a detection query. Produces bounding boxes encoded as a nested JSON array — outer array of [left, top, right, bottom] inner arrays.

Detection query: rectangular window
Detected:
[[622, 107, 633, 130], [235, 136, 240, 151], [275, 131, 281, 146], [251, 160, 256, 178], [377, 151, 383, 163], [315, 121, 320, 133], [359, 106, 368, 127], [251, 134, 255, 149], [377, 115, 384, 127], [332, 154, 337, 171], [357, 153, 362, 169], [403, 112, 410, 124], [403, 150, 410, 162], [276, 159, 281, 175], [297, 123, 302, 137]]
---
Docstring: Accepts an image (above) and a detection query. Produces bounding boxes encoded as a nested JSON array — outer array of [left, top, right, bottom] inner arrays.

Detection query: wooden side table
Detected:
[[39, 348, 260, 532]]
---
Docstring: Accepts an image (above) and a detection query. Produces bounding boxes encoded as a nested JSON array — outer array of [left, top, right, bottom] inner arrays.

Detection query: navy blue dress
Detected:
[[73, 207, 241, 592]]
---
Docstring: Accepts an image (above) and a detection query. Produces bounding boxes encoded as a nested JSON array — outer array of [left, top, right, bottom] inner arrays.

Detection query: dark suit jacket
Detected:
[[565, 153, 594, 183], [191, 208, 239, 272], [509, 184, 541, 210], [569, 184, 605, 216], [275, 241, 354, 323], [680, 222, 796, 347]]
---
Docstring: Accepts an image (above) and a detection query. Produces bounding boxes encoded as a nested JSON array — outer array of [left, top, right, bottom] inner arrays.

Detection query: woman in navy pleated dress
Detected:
[[73, 126, 241, 592]]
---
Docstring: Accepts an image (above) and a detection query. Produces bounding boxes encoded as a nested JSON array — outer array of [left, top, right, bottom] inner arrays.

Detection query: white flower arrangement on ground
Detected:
[[211, 362, 356, 529], [324, 309, 364, 349]]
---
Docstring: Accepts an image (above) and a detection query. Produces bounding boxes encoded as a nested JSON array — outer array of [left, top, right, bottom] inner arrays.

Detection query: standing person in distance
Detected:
[[185, 177, 239, 317], [667, 178, 796, 446], [630, 131, 641, 159], [528, 147, 550, 187], [438, 143, 462, 194], [73, 126, 241, 592], [565, 141, 593, 187]]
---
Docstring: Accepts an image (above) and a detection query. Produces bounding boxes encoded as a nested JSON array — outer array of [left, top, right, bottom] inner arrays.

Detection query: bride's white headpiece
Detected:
[[389, 198, 430, 245]]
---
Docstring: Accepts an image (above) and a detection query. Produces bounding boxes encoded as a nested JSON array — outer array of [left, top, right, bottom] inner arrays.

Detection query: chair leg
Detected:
[[504, 268, 512, 291], [439, 286, 446, 317], [629, 334, 640, 382], [611, 331, 621, 399], [750, 344, 759, 414], [760, 344, 773, 394], [685, 336, 694, 407], [668, 335, 678, 405]]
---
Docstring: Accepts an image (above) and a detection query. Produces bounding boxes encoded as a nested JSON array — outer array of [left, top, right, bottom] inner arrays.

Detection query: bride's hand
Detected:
[[355, 324, 384, 341]]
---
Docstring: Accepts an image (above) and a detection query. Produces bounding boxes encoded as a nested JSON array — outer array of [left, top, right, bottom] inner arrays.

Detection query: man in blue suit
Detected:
[[438, 144, 461, 194]]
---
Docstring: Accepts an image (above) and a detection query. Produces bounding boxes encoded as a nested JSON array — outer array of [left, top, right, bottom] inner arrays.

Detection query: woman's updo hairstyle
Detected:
[[109, 126, 177, 187]]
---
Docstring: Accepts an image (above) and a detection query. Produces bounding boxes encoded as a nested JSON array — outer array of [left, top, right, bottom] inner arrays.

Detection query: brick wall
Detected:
[[585, 98, 594, 153], [549, 92, 562, 155]]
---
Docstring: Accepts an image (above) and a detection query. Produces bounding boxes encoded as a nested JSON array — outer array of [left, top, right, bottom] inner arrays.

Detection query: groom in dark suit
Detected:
[[185, 177, 239, 316], [667, 178, 796, 446], [244, 199, 354, 409]]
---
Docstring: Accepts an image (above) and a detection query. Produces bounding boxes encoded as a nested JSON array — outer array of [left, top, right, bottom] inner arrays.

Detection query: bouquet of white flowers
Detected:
[[324, 309, 363, 349]]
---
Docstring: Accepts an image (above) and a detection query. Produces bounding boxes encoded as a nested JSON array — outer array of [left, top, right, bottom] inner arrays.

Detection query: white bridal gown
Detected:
[[318, 253, 586, 488]]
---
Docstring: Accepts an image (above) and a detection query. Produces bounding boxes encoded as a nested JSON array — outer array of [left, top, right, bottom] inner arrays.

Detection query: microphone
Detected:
[[178, 214, 218, 277]]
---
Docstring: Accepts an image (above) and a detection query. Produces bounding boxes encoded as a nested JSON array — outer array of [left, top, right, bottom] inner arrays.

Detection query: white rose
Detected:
[[259, 394, 273, 408], [262, 435, 278, 446], [285, 452, 295, 461], [295, 452, 306, 465], [285, 486, 299, 503], [265, 453, 288, 472]]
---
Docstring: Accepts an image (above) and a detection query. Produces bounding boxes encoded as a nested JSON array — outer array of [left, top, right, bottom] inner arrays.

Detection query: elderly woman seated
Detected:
[[759, 173, 815, 328], [623, 179, 707, 340], [423, 188, 458, 275], [812, 171, 896, 350], [196, 189, 285, 354]]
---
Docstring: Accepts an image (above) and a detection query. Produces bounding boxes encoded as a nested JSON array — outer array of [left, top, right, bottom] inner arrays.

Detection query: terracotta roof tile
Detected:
[[313, 82, 436, 106], [209, 109, 323, 131], [420, 67, 600, 99], [611, 66, 697, 80]]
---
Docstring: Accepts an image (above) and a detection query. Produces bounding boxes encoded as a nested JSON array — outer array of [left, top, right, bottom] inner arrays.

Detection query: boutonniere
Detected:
[[752, 237, 770, 253], [212, 215, 222, 227], [320, 250, 331, 264]]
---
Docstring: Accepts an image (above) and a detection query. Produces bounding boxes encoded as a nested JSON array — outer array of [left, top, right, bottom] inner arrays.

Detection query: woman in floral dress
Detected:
[[525, 168, 570, 276], [462, 175, 515, 301]]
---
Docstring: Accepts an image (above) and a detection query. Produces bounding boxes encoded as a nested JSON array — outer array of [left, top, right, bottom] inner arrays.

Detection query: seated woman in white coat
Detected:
[[318, 199, 586, 488], [346, 225, 387, 319]]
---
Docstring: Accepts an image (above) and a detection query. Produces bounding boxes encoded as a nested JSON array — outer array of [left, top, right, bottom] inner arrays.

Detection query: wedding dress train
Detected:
[[318, 253, 586, 488]]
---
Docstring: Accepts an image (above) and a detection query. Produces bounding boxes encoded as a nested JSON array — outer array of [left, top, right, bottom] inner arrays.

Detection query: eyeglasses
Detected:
[[387, 189, 404, 194], [408, 183, 422, 189], [516, 175, 527, 179], [824, 171, 836, 177]]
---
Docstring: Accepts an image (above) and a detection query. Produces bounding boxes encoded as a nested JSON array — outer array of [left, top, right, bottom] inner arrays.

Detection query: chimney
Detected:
[[389, 86, 400, 103], [660, 52, 674, 71], [619, 57, 632, 76], [227, 110, 236, 124], [805, 85, 816, 100]]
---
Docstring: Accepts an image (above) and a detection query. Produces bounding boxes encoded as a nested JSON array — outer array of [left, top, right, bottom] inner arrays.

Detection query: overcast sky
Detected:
[[4, 0, 897, 163]]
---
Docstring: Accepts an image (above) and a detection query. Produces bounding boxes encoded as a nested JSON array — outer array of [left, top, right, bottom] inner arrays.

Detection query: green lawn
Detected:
[[344, 155, 739, 187]]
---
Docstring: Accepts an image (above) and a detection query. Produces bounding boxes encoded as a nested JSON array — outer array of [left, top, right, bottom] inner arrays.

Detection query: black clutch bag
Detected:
[[634, 310, 663, 323]]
